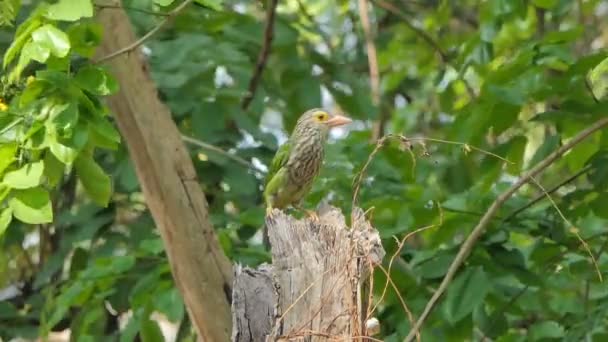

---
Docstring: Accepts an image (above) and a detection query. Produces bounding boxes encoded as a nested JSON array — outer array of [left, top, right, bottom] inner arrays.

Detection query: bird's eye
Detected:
[[313, 111, 329, 121]]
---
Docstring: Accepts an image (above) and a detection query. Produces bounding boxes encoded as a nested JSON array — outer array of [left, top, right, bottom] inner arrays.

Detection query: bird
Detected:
[[263, 108, 352, 221]]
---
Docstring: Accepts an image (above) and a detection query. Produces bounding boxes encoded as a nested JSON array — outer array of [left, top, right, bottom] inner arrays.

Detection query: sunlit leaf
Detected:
[[8, 187, 53, 224], [2, 160, 44, 189]]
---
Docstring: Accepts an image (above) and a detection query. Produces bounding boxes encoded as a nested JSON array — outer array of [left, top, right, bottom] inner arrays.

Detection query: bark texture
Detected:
[[232, 206, 385, 341], [96, 9, 233, 341]]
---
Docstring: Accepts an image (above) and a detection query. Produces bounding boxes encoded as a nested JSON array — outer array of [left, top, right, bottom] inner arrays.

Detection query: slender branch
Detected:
[[503, 165, 592, 222], [404, 117, 608, 342], [241, 0, 278, 110], [585, 77, 600, 103], [371, 0, 477, 99], [95, 0, 194, 64], [181, 134, 261, 172], [370, 0, 446, 62], [94, 3, 170, 16], [295, 0, 333, 53], [358, 0, 384, 141], [357, 0, 380, 105]]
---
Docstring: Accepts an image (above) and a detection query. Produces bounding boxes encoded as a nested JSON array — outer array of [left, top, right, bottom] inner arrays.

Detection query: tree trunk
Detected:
[[232, 206, 385, 341], [96, 9, 233, 341]]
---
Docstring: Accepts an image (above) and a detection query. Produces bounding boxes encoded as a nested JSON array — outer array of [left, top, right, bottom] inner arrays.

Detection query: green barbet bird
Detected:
[[263, 108, 352, 219]]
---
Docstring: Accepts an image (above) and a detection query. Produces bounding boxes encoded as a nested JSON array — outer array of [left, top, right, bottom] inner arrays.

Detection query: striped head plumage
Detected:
[[286, 109, 352, 185]]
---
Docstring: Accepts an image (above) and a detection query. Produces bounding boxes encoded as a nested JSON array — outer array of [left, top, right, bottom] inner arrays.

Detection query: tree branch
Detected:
[[94, 2, 170, 17], [371, 0, 477, 99], [404, 117, 608, 342], [358, 0, 383, 141], [95, 0, 194, 64], [371, 0, 447, 62], [96, 8, 234, 340], [181, 134, 262, 172], [241, 0, 278, 110], [503, 165, 592, 222]]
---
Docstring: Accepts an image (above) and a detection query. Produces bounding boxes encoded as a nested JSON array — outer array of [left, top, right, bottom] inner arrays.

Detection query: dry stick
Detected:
[[403, 116, 608, 342], [180, 134, 260, 171], [241, 0, 278, 110], [376, 265, 420, 342], [367, 206, 443, 320], [95, 0, 194, 63]]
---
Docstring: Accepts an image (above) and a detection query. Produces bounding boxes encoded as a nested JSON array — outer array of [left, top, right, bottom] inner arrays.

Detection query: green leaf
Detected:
[[444, 266, 491, 323], [139, 239, 164, 255], [0, 207, 13, 236], [67, 22, 103, 58], [194, 0, 223, 11], [154, 0, 176, 5], [74, 154, 111, 207], [506, 136, 527, 174], [139, 318, 164, 342], [21, 40, 50, 63], [0, 143, 18, 174], [2, 160, 44, 189], [155, 288, 184, 322], [532, 0, 557, 9], [75, 66, 119, 96], [3, 6, 43, 68], [44, 152, 65, 187], [48, 139, 78, 164], [51, 102, 79, 135], [8, 187, 53, 224], [89, 118, 120, 150], [31, 24, 70, 58], [529, 321, 565, 340], [45, 0, 93, 21]]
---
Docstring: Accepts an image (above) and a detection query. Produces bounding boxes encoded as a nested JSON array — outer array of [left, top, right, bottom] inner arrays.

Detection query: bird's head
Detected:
[[294, 108, 352, 137]]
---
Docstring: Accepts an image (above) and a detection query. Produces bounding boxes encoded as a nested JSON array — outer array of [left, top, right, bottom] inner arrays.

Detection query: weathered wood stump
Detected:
[[232, 206, 385, 341]]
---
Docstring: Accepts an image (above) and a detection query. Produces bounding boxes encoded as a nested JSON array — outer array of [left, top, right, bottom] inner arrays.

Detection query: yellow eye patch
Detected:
[[313, 111, 329, 121]]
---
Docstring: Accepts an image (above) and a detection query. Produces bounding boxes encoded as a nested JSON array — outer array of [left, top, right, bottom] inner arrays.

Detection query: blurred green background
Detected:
[[2, 0, 608, 341]]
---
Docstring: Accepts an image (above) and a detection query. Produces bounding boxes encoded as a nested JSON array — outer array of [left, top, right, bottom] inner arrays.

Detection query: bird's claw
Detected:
[[305, 209, 320, 222]]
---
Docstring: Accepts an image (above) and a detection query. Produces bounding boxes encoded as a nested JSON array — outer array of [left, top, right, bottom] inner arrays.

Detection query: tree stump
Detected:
[[232, 206, 385, 341]]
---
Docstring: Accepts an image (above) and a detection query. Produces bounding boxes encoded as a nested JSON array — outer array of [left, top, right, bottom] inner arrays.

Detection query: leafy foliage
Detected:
[[1, 0, 608, 341]]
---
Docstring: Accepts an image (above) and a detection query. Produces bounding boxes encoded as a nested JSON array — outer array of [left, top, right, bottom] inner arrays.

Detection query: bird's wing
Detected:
[[264, 141, 291, 187]]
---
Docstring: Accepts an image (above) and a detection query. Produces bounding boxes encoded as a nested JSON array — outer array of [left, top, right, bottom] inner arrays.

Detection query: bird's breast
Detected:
[[287, 138, 324, 185]]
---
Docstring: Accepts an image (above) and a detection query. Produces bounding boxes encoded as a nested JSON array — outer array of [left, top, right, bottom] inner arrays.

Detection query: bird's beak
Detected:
[[326, 114, 352, 127]]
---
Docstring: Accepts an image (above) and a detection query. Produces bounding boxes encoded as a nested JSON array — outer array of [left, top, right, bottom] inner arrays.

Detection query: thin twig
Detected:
[[376, 265, 420, 342], [367, 204, 443, 320], [352, 134, 511, 212], [370, 0, 446, 62], [94, 3, 170, 16], [585, 77, 600, 103], [528, 175, 602, 281], [404, 117, 608, 342], [241, 0, 278, 110], [95, 0, 194, 64], [295, 0, 333, 53], [370, 0, 477, 98], [503, 165, 592, 222], [483, 231, 608, 338], [180, 135, 260, 171], [357, 0, 382, 140]]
